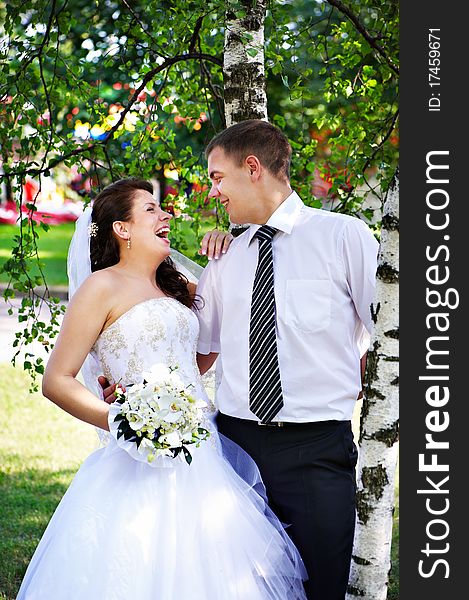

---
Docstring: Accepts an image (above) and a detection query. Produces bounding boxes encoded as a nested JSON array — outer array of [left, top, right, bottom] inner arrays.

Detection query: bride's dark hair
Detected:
[[90, 177, 196, 308]]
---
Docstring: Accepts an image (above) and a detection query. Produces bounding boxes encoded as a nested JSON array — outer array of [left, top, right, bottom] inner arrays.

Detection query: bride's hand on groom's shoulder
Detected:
[[98, 376, 123, 404], [199, 230, 233, 261]]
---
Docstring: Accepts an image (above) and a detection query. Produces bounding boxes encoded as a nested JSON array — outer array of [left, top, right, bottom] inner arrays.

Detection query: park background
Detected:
[[0, 1, 399, 599]]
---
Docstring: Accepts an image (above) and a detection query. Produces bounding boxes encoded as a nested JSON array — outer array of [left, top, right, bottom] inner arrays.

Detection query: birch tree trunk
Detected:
[[223, 0, 267, 233], [224, 0, 267, 127], [347, 174, 400, 599]]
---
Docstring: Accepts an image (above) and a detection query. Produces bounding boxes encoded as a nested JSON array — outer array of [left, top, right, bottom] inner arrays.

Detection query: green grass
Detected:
[[0, 363, 399, 599], [0, 223, 75, 287], [0, 363, 97, 599]]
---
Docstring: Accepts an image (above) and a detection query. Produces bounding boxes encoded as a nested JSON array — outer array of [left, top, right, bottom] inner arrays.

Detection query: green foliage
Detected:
[[265, 0, 398, 213], [0, 0, 398, 382]]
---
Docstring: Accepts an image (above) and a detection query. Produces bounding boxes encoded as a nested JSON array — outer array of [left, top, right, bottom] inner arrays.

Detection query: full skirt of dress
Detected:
[[16, 434, 307, 600]]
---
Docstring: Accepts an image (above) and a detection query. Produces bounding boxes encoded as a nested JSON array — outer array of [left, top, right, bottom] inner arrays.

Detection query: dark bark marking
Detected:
[[347, 585, 365, 597], [226, 0, 266, 31], [224, 62, 266, 121], [365, 387, 386, 400], [370, 301, 380, 324], [356, 464, 389, 524], [368, 420, 399, 447], [352, 554, 372, 566], [377, 262, 399, 283], [382, 213, 400, 231], [384, 327, 399, 339]]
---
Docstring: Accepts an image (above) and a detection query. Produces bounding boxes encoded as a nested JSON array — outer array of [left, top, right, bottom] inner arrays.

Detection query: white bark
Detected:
[[223, 0, 267, 127], [347, 175, 399, 600]]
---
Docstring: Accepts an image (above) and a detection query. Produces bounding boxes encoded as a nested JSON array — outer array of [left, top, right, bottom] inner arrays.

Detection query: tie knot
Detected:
[[255, 225, 277, 243]]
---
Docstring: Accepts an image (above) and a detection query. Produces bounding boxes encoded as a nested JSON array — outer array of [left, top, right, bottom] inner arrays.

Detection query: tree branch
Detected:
[[2, 52, 222, 180], [326, 0, 399, 75], [189, 16, 204, 53]]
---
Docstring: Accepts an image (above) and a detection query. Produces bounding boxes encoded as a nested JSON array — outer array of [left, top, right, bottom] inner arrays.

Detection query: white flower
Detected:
[[167, 370, 185, 390], [144, 363, 172, 383], [127, 411, 145, 431], [155, 448, 174, 459], [161, 409, 183, 424], [139, 384, 156, 403], [181, 430, 194, 442], [157, 391, 177, 409], [159, 431, 182, 447], [137, 437, 155, 455], [119, 400, 130, 412]]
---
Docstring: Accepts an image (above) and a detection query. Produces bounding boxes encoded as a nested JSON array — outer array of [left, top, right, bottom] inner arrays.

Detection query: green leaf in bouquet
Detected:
[[182, 447, 193, 465], [123, 428, 136, 442], [197, 427, 210, 440]]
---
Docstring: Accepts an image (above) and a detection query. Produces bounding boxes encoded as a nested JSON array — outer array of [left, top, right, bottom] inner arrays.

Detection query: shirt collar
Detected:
[[247, 191, 304, 244]]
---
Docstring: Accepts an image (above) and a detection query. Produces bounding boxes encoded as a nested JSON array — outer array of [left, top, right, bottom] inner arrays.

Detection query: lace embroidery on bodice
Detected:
[[91, 297, 209, 406]]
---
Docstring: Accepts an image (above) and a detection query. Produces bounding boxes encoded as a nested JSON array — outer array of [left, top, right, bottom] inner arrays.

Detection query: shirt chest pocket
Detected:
[[284, 280, 332, 333]]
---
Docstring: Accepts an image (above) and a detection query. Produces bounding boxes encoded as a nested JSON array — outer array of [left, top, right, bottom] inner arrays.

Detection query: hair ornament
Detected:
[[88, 222, 98, 238]]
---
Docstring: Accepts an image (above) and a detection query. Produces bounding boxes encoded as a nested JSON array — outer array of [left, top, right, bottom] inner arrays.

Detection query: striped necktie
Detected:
[[249, 225, 284, 423]]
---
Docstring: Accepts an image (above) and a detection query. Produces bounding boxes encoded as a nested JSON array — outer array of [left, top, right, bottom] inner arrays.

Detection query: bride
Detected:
[[16, 177, 307, 600]]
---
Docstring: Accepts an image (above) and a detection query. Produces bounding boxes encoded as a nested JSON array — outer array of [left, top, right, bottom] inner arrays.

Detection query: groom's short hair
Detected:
[[205, 119, 292, 182]]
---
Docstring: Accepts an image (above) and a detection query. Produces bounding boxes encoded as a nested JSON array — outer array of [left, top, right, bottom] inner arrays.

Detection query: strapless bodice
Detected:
[[91, 297, 208, 403]]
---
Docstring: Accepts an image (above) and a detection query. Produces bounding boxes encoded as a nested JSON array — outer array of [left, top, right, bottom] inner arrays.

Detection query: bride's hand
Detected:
[[98, 376, 125, 404], [199, 230, 233, 260]]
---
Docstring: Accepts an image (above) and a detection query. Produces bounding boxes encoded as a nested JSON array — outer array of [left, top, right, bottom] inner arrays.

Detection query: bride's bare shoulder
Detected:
[[87, 267, 124, 284], [71, 268, 123, 304]]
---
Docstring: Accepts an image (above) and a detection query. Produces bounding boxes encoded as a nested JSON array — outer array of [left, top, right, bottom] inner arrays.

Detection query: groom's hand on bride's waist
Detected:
[[98, 376, 124, 404]]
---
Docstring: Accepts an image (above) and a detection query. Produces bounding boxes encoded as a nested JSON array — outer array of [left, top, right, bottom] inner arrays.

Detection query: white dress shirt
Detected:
[[196, 191, 379, 422]]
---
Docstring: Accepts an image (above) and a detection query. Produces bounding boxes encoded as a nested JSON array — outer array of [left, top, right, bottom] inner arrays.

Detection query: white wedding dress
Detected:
[[17, 297, 307, 600]]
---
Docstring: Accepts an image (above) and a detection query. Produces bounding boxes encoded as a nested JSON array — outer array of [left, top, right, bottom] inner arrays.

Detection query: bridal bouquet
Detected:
[[108, 364, 210, 466]]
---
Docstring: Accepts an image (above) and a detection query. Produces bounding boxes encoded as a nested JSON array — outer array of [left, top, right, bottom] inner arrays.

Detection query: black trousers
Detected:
[[216, 413, 358, 600]]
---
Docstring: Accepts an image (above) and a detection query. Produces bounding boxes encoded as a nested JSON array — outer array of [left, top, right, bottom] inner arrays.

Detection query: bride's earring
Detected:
[[127, 237, 131, 250]]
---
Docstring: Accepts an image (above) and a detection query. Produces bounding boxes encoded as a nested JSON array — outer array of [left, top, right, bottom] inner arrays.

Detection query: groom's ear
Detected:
[[112, 221, 130, 242], [244, 155, 262, 182]]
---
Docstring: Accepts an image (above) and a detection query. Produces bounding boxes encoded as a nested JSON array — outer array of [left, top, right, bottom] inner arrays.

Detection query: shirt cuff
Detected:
[[197, 339, 221, 355], [357, 325, 371, 357]]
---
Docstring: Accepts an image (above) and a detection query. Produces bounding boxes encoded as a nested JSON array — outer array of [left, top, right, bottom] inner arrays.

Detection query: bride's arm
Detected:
[[42, 272, 114, 431]]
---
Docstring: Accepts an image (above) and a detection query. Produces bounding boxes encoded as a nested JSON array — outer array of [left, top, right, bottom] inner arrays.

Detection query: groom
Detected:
[[195, 119, 379, 600]]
